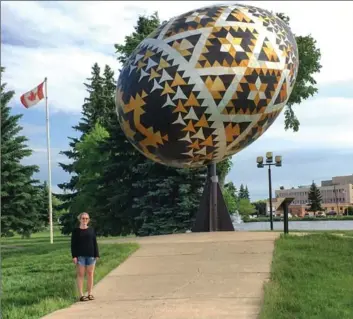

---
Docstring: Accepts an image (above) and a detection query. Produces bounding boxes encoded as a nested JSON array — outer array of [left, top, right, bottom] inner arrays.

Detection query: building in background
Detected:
[[267, 174, 353, 217]]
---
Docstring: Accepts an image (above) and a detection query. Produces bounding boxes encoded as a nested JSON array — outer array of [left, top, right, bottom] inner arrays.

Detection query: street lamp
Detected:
[[257, 152, 282, 231]]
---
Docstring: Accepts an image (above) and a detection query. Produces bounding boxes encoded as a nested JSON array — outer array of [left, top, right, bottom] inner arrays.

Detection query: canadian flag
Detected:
[[20, 80, 45, 108]]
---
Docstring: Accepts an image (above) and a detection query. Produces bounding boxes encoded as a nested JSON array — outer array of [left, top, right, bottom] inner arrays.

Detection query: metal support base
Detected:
[[192, 163, 234, 232]]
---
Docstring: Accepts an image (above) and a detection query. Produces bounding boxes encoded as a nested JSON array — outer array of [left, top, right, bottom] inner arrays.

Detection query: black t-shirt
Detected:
[[71, 227, 99, 258]]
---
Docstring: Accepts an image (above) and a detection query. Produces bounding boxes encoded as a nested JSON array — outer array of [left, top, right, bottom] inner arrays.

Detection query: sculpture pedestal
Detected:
[[192, 163, 234, 232]]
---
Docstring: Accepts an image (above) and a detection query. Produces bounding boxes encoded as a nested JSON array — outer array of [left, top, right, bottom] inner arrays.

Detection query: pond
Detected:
[[234, 220, 353, 231]]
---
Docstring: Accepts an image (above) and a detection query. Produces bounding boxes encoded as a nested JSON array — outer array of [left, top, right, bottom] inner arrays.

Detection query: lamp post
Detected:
[[257, 152, 282, 231]]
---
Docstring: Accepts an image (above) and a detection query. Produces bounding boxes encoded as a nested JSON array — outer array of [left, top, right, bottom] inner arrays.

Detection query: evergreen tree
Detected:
[[239, 184, 245, 199], [132, 164, 206, 236], [252, 200, 267, 216], [308, 182, 323, 212], [244, 186, 250, 201], [1, 67, 43, 237], [345, 207, 353, 216], [36, 181, 50, 226]]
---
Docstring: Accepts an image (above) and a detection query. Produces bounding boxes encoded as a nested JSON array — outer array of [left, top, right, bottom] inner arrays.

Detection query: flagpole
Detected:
[[44, 77, 54, 244]]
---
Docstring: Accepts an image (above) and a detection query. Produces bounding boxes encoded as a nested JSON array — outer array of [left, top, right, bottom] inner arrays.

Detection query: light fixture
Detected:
[[266, 152, 273, 163], [275, 155, 282, 167]]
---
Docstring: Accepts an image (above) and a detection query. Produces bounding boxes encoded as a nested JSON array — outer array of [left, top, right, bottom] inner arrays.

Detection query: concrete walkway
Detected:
[[43, 232, 279, 319]]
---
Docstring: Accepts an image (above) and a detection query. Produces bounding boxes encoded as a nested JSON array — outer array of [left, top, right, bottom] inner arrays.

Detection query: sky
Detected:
[[1, 1, 353, 200]]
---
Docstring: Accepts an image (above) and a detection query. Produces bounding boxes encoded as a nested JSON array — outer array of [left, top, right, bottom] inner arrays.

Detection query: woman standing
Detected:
[[71, 212, 100, 301]]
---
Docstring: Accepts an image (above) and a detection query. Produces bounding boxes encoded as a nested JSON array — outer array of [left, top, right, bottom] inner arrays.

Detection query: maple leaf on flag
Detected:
[[28, 91, 37, 101], [20, 81, 45, 108]]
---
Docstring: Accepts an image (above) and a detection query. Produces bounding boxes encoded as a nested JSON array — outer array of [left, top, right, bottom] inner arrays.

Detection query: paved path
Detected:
[[43, 232, 279, 319]]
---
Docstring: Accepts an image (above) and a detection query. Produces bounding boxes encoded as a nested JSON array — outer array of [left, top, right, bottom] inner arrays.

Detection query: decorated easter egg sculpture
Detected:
[[116, 4, 298, 168]]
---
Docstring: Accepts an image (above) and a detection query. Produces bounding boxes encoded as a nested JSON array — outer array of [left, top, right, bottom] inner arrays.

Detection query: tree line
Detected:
[[1, 11, 322, 237]]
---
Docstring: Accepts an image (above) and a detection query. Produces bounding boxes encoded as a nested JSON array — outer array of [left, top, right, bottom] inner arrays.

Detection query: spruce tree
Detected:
[[308, 182, 323, 212], [244, 186, 250, 201], [132, 162, 206, 236], [35, 181, 50, 226], [1, 67, 43, 237], [239, 184, 245, 199]]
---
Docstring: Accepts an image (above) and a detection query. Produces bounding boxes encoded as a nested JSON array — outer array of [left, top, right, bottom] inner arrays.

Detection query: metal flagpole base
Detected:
[[192, 163, 234, 232]]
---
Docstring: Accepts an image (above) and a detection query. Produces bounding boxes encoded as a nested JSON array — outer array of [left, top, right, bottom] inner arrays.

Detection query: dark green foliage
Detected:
[[239, 184, 250, 200], [35, 181, 50, 226], [133, 163, 206, 236], [244, 185, 250, 201], [239, 184, 244, 199], [0, 67, 44, 237], [252, 200, 267, 216], [307, 182, 323, 212], [238, 184, 250, 200], [345, 207, 353, 216]]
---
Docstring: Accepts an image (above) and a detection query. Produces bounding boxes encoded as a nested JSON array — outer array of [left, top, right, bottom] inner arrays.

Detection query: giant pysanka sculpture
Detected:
[[116, 4, 298, 168]]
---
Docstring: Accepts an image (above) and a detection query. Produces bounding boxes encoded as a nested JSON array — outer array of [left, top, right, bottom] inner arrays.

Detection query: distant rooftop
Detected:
[[279, 174, 353, 190]]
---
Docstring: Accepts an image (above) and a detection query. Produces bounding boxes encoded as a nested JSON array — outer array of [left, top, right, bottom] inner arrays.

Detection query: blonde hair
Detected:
[[77, 212, 90, 221]]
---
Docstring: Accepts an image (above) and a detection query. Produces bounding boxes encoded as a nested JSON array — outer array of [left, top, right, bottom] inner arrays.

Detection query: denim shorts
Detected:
[[77, 256, 96, 266]]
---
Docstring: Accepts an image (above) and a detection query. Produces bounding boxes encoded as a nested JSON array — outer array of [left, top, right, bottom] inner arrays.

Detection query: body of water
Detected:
[[234, 220, 353, 231]]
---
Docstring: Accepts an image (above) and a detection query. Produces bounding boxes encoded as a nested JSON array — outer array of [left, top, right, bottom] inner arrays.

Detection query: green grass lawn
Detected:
[[260, 233, 353, 319], [1, 231, 138, 319]]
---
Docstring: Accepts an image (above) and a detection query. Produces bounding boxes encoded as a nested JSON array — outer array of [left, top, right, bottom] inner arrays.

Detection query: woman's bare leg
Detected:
[[86, 264, 95, 295], [76, 265, 86, 297]]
